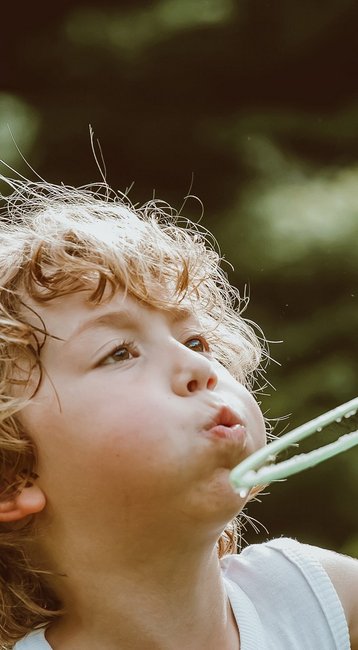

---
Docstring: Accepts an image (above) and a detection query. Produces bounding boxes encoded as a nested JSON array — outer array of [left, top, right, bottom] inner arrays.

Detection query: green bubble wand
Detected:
[[230, 397, 358, 496]]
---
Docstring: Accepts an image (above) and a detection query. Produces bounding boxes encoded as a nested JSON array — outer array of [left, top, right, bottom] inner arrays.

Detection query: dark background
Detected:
[[1, 0, 357, 555]]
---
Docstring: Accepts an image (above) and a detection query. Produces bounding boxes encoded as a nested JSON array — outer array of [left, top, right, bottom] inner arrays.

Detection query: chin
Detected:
[[190, 469, 248, 524]]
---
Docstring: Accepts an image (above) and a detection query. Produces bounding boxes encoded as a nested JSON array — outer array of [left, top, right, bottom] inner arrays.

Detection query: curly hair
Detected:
[[0, 175, 266, 646]]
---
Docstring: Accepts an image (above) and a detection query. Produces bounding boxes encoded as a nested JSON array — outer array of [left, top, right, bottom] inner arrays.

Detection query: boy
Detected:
[[0, 176, 357, 649]]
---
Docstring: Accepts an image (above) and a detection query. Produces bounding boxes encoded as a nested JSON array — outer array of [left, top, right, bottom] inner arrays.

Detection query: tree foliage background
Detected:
[[1, 0, 357, 554]]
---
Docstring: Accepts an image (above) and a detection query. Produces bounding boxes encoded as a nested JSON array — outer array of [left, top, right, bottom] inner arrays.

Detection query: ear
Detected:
[[0, 484, 46, 522]]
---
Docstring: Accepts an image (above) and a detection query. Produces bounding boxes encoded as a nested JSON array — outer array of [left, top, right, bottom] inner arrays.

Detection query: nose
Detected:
[[171, 343, 218, 396]]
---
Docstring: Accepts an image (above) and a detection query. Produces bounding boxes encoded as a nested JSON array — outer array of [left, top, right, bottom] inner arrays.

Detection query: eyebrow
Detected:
[[66, 305, 195, 345]]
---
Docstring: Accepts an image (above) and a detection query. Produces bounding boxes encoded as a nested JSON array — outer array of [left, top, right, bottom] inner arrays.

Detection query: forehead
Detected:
[[22, 289, 199, 346]]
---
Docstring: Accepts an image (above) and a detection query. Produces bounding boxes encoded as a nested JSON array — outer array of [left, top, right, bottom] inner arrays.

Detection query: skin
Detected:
[[2, 288, 358, 649]]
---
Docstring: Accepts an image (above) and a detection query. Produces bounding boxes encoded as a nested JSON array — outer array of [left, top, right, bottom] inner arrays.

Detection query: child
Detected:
[[0, 175, 357, 650]]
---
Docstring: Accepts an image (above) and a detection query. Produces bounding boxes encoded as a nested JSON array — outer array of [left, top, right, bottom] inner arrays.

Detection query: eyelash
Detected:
[[100, 339, 137, 365], [100, 334, 211, 365], [185, 335, 211, 354]]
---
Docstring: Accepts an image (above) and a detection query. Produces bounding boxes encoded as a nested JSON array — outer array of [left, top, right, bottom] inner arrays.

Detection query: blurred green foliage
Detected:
[[0, 0, 357, 554]]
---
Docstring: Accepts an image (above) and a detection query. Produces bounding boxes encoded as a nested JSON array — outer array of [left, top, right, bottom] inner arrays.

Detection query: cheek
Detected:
[[249, 397, 267, 446], [28, 385, 180, 493], [217, 366, 267, 445]]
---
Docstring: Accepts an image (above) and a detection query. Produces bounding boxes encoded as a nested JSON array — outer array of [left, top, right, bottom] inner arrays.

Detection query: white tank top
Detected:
[[222, 537, 350, 649], [13, 537, 351, 649]]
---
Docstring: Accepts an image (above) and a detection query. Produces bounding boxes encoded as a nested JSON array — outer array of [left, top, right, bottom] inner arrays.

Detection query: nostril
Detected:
[[187, 375, 217, 393], [187, 379, 198, 393], [207, 376, 217, 390]]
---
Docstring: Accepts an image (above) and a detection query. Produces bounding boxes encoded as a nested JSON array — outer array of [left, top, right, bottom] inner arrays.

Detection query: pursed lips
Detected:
[[202, 405, 247, 445]]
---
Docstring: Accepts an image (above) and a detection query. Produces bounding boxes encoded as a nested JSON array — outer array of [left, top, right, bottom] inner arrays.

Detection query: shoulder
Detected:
[[12, 628, 50, 649], [306, 544, 358, 650], [221, 537, 353, 649]]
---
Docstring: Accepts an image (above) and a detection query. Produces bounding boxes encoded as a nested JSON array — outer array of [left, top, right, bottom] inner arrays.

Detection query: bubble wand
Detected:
[[230, 397, 358, 494]]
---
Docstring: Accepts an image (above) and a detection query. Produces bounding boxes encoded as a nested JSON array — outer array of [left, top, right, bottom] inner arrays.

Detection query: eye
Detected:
[[100, 340, 137, 365], [185, 336, 210, 353]]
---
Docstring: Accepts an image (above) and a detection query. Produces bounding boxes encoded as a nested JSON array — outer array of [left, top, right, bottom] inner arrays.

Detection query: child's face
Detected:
[[19, 289, 266, 543]]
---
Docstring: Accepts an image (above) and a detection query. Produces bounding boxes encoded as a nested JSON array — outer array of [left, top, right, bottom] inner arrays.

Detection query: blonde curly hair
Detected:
[[0, 175, 265, 646]]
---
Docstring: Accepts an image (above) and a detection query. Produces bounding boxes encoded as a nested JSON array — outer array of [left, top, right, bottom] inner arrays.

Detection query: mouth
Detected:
[[202, 405, 247, 445]]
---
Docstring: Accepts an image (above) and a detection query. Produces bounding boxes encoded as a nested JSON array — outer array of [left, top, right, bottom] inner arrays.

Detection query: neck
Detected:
[[43, 533, 239, 650]]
